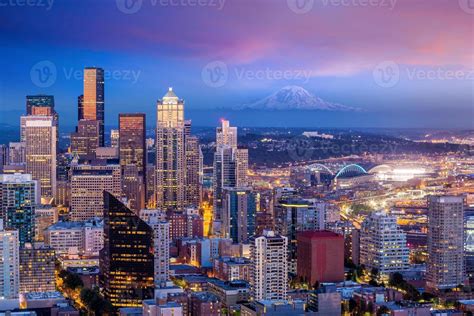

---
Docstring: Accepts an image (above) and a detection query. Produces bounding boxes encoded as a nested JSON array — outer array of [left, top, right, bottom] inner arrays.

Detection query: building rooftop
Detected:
[[297, 230, 342, 239]]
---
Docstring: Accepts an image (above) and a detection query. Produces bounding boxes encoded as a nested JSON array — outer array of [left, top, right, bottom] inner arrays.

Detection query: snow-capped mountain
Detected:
[[237, 86, 358, 111]]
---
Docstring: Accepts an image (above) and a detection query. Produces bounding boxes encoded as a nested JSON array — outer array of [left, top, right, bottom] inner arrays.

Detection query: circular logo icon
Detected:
[[287, 0, 314, 14], [459, 0, 474, 14], [116, 0, 143, 14], [201, 61, 228, 88], [288, 137, 314, 162], [30, 60, 57, 88], [373, 61, 400, 88]]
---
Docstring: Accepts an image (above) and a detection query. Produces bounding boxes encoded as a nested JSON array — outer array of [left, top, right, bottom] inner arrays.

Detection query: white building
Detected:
[[147, 218, 170, 288], [0, 219, 20, 299], [360, 212, 410, 276], [216, 119, 237, 149], [250, 230, 288, 301], [426, 195, 465, 291]]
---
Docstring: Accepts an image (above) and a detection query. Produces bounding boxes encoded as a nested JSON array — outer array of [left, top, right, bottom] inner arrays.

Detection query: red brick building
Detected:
[[297, 231, 344, 285]]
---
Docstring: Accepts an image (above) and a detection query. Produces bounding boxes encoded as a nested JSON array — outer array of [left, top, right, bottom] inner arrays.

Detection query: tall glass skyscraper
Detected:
[[83, 67, 105, 146], [100, 191, 154, 308]]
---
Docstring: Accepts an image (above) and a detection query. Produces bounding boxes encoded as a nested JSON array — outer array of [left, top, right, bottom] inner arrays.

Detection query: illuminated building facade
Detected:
[[0, 173, 38, 246], [23, 115, 57, 201], [155, 88, 186, 210], [0, 219, 20, 299], [83, 67, 105, 146], [360, 212, 410, 276], [426, 195, 465, 291], [185, 135, 202, 207], [222, 187, 256, 244], [70, 119, 100, 159], [70, 163, 121, 221], [250, 230, 288, 301], [100, 192, 154, 308], [465, 208, 474, 277], [19, 243, 56, 293], [119, 113, 146, 212]]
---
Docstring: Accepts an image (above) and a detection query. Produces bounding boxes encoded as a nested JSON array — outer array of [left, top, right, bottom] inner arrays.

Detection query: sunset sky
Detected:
[[0, 0, 472, 128]]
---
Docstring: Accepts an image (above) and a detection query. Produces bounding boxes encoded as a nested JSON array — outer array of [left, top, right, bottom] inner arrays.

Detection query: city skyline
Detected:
[[0, 0, 472, 128]]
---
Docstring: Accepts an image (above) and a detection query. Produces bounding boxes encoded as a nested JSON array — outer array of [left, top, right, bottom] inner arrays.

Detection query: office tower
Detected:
[[0, 219, 20, 299], [0, 145, 6, 172], [70, 120, 100, 159], [465, 208, 474, 277], [23, 115, 57, 201], [222, 187, 256, 243], [146, 218, 170, 288], [26, 95, 55, 116], [274, 198, 325, 273], [0, 174, 38, 246], [426, 195, 465, 291], [119, 113, 146, 212], [19, 243, 56, 293], [213, 147, 236, 224], [100, 192, 154, 308], [235, 147, 249, 187], [297, 231, 344, 285], [155, 88, 186, 210], [70, 163, 121, 221], [77, 95, 84, 120], [216, 119, 237, 149], [83, 67, 105, 146], [250, 230, 288, 301], [44, 218, 103, 256], [110, 129, 119, 148], [146, 165, 156, 207], [8, 142, 26, 165], [185, 135, 202, 207], [360, 212, 410, 276], [34, 206, 58, 242]]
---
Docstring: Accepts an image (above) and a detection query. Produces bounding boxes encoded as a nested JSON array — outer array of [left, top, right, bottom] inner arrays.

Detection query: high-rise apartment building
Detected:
[[23, 115, 57, 201], [70, 119, 100, 159], [83, 67, 105, 146], [19, 243, 56, 293], [0, 219, 20, 299], [119, 113, 146, 212], [360, 211, 410, 276], [147, 218, 170, 288], [0, 173, 38, 246], [222, 187, 256, 243], [100, 192, 154, 308], [465, 208, 474, 277], [155, 88, 186, 210], [426, 195, 465, 291], [250, 230, 288, 301], [70, 163, 121, 221]]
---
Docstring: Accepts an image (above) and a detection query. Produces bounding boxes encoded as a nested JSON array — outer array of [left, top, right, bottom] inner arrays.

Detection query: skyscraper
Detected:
[[426, 195, 465, 291], [465, 208, 474, 277], [222, 187, 256, 243], [360, 211, 410, 276], [0, 174, 38, 246], [155, 88, 186, 210], [185, 135, 202, 207], [26, 95, 55, 116], [23, 115, 57, 202], [0, 219, 20, 299], [83, 67, 105, 146], [70, 119, 100, 159], [70, 163, 122, 221], [100, 191, 154, 308], [119, 113, 146, 212], [216, 119, 237, 149], [250, 230, 288, 301], [146, 218, 170, 288]]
